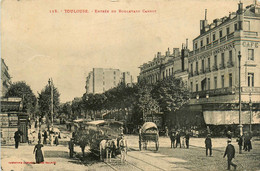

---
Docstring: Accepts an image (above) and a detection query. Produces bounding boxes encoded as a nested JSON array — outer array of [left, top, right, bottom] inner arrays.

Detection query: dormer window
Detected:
[[195, 43, 198, 49]]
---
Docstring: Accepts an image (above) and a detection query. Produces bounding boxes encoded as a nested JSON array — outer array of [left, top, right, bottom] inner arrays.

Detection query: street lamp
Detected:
[[238, 51, 243, 136], [249, 92, 252, 134], [206, 93, 209, 101]]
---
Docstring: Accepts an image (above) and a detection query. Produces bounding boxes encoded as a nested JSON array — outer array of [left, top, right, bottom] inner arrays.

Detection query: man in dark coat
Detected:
[[237, 135, 243, 154], [223, 139, 237, 170], [43, 130, 48, 144], [185, 132, 190, 149], [68, 138, 74, 158], [170, 131, 176, 148], [205, 134, 212, 156], [175, 132, 181, 148], [14, 129, 23, 149]]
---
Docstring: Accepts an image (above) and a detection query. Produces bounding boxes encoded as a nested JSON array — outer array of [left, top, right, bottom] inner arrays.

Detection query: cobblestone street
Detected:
[[1, 135, 260, 171]]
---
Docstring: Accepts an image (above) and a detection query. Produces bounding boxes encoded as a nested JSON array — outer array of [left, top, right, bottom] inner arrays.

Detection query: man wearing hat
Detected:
[[223, 139, 237, 170], [68, 138, 74, 158], [205, 134, 212, 156], [119, 134, 127, 163]]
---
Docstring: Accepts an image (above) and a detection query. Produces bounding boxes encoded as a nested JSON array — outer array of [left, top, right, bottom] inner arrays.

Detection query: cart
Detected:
[[139, 122, 159, 151]]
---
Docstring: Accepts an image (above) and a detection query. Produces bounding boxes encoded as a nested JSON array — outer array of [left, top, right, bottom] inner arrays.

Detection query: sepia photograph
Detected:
[[1, 0, 260, 170]]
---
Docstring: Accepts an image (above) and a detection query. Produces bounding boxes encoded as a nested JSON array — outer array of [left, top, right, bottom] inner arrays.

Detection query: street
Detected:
[[1, 130, 260, 171]]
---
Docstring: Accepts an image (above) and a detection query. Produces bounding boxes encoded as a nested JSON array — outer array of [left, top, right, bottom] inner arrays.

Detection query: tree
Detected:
[[152, 77, 190, 126], [136, 83, 159, 123], [5, 81, 37, 114], [38, 84, 60, 120]]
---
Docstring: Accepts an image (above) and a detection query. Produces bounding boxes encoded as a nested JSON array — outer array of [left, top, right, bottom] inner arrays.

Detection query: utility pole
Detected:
[[48, 78, 54, 128], [238, 51, 243, 136]]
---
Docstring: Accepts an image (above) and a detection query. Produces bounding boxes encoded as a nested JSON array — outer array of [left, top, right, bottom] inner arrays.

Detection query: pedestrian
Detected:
[[33, 141, 44, 164], [54, 133, 59, 146], [43, 130, 48, 145], [38, 131, 42, 143], [244, 133, 252, 152], [170, 131, 176, 148], [223, 139, 237, 170], [205, 134, 212, 156], [227, 131, 232, 139], [185, 132, 190, 149], [119, 134, 127, 163], [35, 120, 38, 128], [14, 129, 23, 149], [50, 133, 54, 146], [176, 131, 181, 148], [237, 135, 243, 154], [68, 138, 74, 158], [181, 135, 186, 148]]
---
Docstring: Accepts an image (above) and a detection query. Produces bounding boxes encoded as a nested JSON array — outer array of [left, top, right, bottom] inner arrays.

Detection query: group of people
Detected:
[[169, 130, 190, 149]]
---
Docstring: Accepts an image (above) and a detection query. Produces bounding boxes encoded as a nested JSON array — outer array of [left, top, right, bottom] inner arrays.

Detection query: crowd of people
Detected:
[[169, 130, 190, 149]]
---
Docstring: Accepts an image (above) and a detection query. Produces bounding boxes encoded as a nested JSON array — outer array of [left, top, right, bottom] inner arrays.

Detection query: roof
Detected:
[[141, 122, 158, 133]]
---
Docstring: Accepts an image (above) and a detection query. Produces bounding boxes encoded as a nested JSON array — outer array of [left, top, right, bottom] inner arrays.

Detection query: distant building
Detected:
[[1, 59, 12, 97], [138, 45, 189, 85], [85, 68, 133, 94], [188, 2, 260, 130]]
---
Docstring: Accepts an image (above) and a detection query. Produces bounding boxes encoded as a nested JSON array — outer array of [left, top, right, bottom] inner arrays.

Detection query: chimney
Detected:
[[186, 39, 188, 49], [200, 9, 208, 34], [157, 52, 161, 58], [165, 48, 170, 56], [237, 2, 243, 15], [173, 48, 179, 57]]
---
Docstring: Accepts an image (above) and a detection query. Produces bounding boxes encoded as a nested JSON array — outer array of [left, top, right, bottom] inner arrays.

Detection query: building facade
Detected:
[[1, 59, 12, 97], [85, 68, 133, 94], [138, 45, 189, 85], [138, 2, 260, 133], [188, 2, 260, 131]]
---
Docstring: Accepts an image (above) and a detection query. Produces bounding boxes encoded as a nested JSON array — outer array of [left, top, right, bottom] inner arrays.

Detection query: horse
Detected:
[[99, 139, 116, 162]]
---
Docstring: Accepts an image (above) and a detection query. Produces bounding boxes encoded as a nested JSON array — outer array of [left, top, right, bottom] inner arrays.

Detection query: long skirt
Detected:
[[35, 150, 44, 163]]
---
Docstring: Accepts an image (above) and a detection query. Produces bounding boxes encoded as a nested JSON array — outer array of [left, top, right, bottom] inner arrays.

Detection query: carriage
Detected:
[[74, 120, 123, 160], [139, 122, 159, 151]]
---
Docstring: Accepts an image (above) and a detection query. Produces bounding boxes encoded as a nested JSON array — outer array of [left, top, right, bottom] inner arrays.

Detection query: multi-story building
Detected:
[[138, 45, 189, 85], [1, 59, 12, 97], [188, 2, 260, 131], [85, 68, 133, 94]]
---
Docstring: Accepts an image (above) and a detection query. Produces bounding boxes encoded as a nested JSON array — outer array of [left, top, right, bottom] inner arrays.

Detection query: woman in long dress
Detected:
[[33, 141, 44, 164]]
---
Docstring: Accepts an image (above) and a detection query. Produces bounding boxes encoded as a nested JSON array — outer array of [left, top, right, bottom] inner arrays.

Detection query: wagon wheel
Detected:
[[155, 141, 159, 151]]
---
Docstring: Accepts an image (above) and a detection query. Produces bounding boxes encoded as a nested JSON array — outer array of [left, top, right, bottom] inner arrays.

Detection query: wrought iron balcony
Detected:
[[213, 40, 219, 46], [219, 63, 226, 70], [227, 32, 234, 40], [212, 65, 218, 71], [205, 67, 211, 73], [227, 61, 234, 68], [200, 68, 205, 74], [191, 87, 236, 99], [194, 70, 199, 76]]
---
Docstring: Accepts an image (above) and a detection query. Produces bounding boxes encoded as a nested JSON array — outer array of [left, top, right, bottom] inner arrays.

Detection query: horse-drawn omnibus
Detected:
[[74, 119, 124, 160]]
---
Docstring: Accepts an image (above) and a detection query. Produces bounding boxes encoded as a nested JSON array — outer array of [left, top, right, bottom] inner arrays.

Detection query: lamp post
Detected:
[[48, 78, 54, 128], [249, 92, 252, 134], [206, 93, 209, 101], [238, 51, 243, 136]]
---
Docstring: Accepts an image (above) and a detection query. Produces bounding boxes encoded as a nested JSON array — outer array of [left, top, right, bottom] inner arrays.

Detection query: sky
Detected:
[[1, 0, 254, 102]]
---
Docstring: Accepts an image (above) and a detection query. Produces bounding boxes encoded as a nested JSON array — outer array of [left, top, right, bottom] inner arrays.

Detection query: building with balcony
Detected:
[[1, 59, 12, 97], [85, 68, 133, 94], [138, 44, 189, 85], [188, 2, 260, 132]]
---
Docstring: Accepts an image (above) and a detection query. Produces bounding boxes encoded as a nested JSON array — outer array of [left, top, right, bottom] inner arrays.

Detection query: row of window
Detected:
[[190, 72, 254, 92], [190, 49, 254, 75], [194, 21, 249, 49]]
